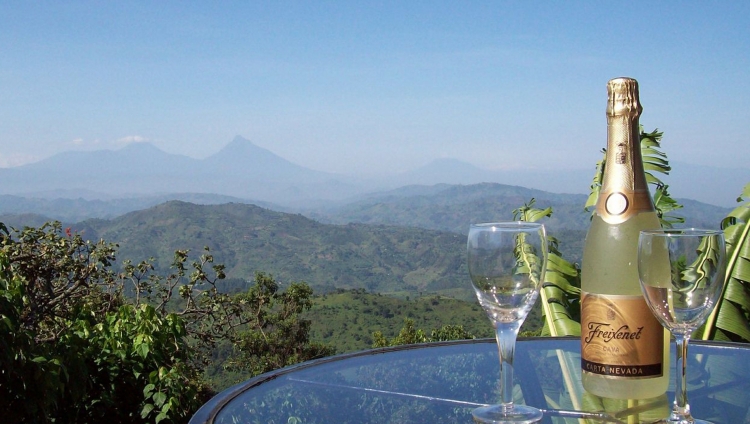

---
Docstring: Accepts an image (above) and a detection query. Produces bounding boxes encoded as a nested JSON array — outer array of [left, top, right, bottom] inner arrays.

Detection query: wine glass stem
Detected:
[[495, 321, 522, 409], [672, 333, 693, 420]]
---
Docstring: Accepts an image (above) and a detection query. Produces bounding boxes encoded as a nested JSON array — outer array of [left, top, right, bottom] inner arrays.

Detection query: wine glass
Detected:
[[638, 229, 727, 424], [467, 222, 548, 423]]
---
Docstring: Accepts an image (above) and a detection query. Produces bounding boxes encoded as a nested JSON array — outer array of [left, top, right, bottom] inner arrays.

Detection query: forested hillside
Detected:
[[74, 201, 470, 298], [318, 183, 591, 233], [306, 289, 543, 353]]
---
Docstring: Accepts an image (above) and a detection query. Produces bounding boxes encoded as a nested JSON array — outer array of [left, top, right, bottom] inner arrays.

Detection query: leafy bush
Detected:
[[0, 223, 210, 422], [225, 272, 335, 377], [0, 222, 332, 423]]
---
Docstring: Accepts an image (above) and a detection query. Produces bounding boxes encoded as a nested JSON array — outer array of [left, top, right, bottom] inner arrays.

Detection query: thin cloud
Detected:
[[116, 136, 149, 145], [0, 153, 39, 168], [65, 138, 102, 149]]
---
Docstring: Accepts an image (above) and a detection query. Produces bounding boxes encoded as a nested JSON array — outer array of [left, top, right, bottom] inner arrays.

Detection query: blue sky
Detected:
[[1, 1, 748, 181]]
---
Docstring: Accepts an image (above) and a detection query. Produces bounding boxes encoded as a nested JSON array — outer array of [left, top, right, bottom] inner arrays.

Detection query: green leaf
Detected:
[[512, 200, 582, 337], [141, 403, 155, 419], [135, 341, 150, 359], [153, 391, 167, 407], [155, 412, 168, 424], [702, 185, 750, 341], [143, 383, 155, 397]]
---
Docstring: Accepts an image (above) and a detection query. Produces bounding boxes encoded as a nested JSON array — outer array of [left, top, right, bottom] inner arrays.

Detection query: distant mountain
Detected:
[[0, 136, 370, 206], [319, 182, 729, 232], [203, 136, 307, 175], [389, 157, 749, 207], [0, 212, 52, 229], [395, 158, 498, 185], [392, 158, 594, 197], [197, 136, 361, 202], [0, 135, 745, 210], [0, 192, 257, 223], [4, 142, 198, 195]]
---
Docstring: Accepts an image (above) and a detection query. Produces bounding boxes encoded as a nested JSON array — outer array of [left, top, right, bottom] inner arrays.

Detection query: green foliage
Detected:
[[0, 251, 62, 420], [74, 303, 204, 423], [372, 318, 475, 348], [0, 222, 122, 422], [305, 290, 516, 353], [0, 223, 212, 423], [513, 200, 581, 337], [0, 221, 333, 423], [702, 183, 750, 342], [226, 272, 335, 378]]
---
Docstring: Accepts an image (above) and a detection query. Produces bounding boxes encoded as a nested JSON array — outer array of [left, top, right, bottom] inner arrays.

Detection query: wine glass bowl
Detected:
[[467, 222, 548, 423], [638, 229, 727, 424]]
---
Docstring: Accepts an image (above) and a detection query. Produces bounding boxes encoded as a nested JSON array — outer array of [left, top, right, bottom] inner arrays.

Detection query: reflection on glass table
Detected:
[[190, 337, 750, 424]]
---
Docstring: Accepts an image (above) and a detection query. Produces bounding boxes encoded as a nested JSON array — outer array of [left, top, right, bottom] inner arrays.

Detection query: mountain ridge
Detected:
[[0, 135, 746, 207]]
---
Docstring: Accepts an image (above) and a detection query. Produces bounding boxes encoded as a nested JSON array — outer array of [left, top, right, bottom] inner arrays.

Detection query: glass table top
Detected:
[[190, 337, 750, 424]]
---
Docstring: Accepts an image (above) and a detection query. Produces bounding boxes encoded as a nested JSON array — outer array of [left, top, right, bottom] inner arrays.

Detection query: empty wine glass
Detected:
[[638, 229, 727, 424], [467, 222, 548, 423]]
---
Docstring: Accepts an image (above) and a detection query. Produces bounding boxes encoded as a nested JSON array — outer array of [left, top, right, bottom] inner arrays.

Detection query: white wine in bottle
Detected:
[[580, 77, 669, 399]]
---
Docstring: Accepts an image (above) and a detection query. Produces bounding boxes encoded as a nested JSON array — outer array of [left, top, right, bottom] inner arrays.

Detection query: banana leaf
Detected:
[[583, 150, 605, 212], [540, 250, 581, 337], [652, 184, 685, 228], [513, 201, 581, 337], [701, 182, 750, 342]]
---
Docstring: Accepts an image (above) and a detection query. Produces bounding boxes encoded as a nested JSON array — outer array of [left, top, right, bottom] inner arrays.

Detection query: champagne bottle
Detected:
[[580, 77, 669, 399]]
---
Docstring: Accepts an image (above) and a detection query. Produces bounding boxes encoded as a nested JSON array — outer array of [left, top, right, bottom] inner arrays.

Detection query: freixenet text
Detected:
[[584, 322, 644, 343]]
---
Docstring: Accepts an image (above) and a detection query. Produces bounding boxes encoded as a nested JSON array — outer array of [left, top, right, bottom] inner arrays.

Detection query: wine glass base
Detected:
[[472, 404, 543, 423]]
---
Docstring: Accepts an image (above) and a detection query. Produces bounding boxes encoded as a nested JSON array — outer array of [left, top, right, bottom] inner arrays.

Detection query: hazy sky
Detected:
[[1, 1, 748, 178]]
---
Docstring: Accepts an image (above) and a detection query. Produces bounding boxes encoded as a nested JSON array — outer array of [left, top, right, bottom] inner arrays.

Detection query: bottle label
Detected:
[[580, 292, 663, 379]]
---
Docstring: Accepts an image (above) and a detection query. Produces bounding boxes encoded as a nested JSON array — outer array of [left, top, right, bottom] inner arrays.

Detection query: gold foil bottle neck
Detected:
[[607, 77, 642, 118], [597, 77, 654, 224]]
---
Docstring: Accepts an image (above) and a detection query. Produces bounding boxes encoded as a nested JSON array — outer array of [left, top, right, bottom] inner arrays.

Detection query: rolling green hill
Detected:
[[315, 183, 730, 265], [75, 200, 471, 298], [319, 183, 591, 233]]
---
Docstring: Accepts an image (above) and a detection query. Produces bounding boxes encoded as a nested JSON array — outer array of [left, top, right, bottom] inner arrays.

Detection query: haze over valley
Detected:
[[0, 136, 735, 301]]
